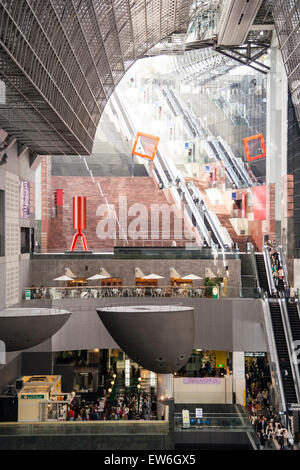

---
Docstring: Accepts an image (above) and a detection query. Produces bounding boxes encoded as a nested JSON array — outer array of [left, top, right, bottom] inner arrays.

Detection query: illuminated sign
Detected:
[[183, 378, 221, 385], [245, 352, 265, 357], [21, 395, 45, 399]]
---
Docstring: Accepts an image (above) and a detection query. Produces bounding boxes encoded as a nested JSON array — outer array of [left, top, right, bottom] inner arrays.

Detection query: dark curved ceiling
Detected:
[[0, 0, 192, 155]]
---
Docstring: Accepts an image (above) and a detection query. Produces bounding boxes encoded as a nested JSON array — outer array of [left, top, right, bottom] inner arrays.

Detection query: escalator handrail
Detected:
[[210, 139, 242, 189], [249, 244, 260, 289], [263, 246, 276, 295], [188, 181, 233, 248], [279, 298, 300, 403], [262, 299, 287, 416], [217, 136, 253, 187]]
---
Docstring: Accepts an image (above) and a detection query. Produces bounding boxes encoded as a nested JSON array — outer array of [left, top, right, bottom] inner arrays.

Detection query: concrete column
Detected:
[[157, 373, 174, 420], [232, 352, 245, 406]]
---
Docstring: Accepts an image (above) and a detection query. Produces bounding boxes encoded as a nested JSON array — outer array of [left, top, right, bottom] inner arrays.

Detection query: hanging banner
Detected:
[[19, 180, 30, 218]]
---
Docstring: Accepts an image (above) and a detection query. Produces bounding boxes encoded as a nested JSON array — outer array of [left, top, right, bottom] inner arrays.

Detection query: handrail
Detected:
[[217, 136, 253, 187], [188, 180, 233, 248], [210, 138, 242, 189], [279, 298, 300, 403], [263, 246, 276, 295], [261, 299, 287, 418], [249, 244, 260, 288]]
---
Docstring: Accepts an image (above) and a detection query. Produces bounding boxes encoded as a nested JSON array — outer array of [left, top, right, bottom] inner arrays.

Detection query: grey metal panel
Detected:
[[97, 305, 194, 373], [232, 298, 267, 351], [0, 308, 71, 351], [41, 297, 268, 352]]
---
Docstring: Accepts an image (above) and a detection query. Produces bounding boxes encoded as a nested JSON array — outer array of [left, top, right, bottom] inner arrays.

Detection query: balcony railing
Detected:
[[24, 285, 263, 300]]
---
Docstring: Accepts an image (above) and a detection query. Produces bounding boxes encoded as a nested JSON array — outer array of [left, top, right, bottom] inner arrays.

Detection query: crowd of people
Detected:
[[68, 391, 156, 422], [246, 360, 291, 450]]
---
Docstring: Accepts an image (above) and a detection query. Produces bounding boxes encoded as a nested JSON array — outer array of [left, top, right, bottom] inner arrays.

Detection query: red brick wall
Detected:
[[47, 176, 189, 251]]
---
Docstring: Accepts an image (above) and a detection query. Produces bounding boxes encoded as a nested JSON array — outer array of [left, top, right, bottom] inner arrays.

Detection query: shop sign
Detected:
[[212, 286, 219, 298], [21, 395, 45, 399], [245, 352, 265, 357], [183, 378, 221, 385], [25, 289, 31, 300], [182, 409, 190, 429]]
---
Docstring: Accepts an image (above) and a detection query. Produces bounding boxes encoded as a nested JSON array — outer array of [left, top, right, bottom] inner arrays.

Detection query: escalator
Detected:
[[217, 137, 253, 187], [254, 247, 300, 414], [255, 254, 270, 295], [286, 302, 300, 378], [269, 301, 298, 406]]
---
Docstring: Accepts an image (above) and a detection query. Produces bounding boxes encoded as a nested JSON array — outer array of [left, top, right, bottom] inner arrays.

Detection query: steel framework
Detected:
[[273, 0, 300, 130], [0, 0, 192, 155]]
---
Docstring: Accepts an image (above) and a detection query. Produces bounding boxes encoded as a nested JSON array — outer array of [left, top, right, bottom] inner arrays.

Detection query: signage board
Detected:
[[245, 352, 266, 357], [21, 395, 45, 399], [183, 377, 221, 385], [195, 408, 203, 418], [25, 290, 31, 300], [212, 286, 219, 299], [182, 409, 190, 429], [19, 180, 30, 218]]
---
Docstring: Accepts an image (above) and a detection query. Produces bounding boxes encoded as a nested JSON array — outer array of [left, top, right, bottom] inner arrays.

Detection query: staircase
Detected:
[[269, 301, 298, 406]]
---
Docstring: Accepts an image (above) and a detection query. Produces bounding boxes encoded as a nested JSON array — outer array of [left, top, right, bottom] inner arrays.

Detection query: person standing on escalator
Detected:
[[280, 358, 288, 381]]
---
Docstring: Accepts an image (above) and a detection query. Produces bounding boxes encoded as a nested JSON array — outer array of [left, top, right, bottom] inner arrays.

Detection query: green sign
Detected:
[[212, 286, 219, 299], [21, 395, 45, 399], [25, 290, 31, 300]]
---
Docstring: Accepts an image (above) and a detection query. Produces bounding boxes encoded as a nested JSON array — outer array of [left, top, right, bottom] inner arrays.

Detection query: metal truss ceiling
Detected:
[[273, 0, 300, 132], [0, 0, 192, 155]]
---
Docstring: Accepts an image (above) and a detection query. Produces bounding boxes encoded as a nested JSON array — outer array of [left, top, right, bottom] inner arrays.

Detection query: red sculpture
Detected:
[[70, 196, 88, 251]]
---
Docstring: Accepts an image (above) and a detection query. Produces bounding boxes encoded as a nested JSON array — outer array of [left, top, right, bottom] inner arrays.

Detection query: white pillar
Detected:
[[232, 352, 245, 406], [157, 373, 174, 420], [266, 34, 288, 240]]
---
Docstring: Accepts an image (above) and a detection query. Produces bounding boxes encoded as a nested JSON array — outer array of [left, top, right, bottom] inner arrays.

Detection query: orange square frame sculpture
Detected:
[[243, 133, 266, 162], [131, 132, 160, 161]]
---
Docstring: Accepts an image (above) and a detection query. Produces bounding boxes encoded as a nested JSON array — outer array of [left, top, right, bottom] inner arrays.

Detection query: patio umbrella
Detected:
[[143, 274, 164, 280], [100, 267, 111, 278], [64, 267, 76, 278], [182, 274, 203, 280], [87, 274, 109, 280], [54, 275, 74, 281], [135, 267, 146, 278], [170, 267, 181, 278]]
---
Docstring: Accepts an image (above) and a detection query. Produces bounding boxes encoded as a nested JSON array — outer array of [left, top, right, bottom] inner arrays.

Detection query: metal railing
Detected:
[[24, 285, 255, 300], [174, 412, 251, 431]]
